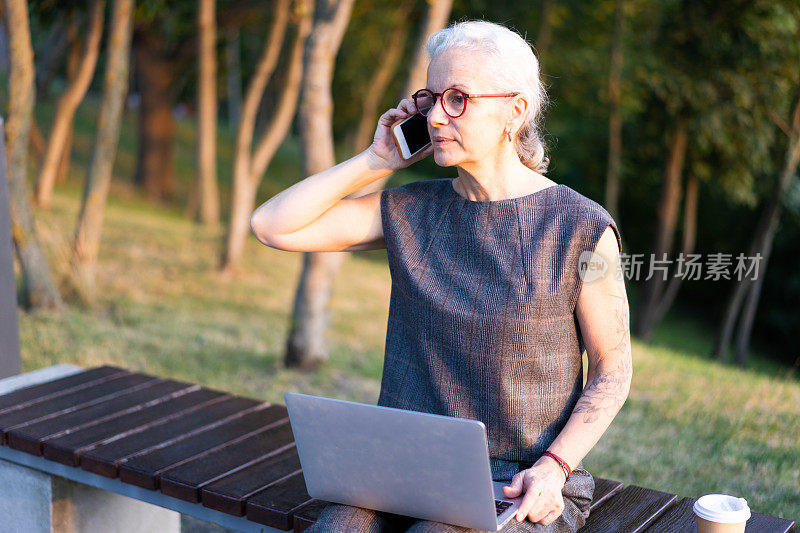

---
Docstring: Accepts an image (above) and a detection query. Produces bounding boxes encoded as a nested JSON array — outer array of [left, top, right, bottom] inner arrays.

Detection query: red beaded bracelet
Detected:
[[542, 451, 571, 481]]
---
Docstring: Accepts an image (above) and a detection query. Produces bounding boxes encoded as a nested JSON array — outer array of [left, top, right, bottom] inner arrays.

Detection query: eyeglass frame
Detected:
[[411, 87, 519, 118]]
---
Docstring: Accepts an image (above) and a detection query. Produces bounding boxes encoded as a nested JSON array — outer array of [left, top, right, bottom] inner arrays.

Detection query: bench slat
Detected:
[[201, 447, 302, 516], [39, 386, 227, 465], [0, 373, 160, 442], [6, 380, 198, 457], [639, 496, 695, 532], [744, 512, 797, 533], [591, 478, 624, 511], [293, 499, 330, 533], [579, 484, 677, 532], [246, 471, 312, 530], [0, 366, 127, 414], [118, 404, 287, 490], [160, 421, 295, 503], [642, 496, 796, 533], [81, 396, 263, 478]]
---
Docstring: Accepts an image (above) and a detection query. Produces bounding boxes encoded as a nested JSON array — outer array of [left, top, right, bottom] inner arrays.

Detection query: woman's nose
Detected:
[[427, 95, 449, 126]]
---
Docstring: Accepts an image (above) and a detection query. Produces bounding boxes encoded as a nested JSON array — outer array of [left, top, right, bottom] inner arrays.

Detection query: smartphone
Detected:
[[391, 112, 432, 161]]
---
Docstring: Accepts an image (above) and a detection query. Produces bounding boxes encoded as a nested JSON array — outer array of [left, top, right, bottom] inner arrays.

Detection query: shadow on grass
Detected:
[[633, 290, 797, 382]]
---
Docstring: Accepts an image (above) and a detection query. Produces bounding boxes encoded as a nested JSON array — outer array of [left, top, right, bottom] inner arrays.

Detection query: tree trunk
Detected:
[[352, 6, 409, 156], [71, 0, 134, 297], [132, 26, 176, 201], [652, 170, 698, 325], [35, 0, 105, 209], [536, 0, 554, 72], [634, 114, 688, 340], [285, 0, 355, 369], [249, 8, 310, 183], [28, 116, 45, 160], [195, 0, 220, 227], [57, 14, 84, 186], [605, 0, 624, 220], [56, 126, 73, 185], [221, 0, 291, 274], [733, 248, 769, 367], [713, 89, 800, 364], [400, 0, 452, 100], [3, 0, 63, 310], [225, 28, 242, 130]]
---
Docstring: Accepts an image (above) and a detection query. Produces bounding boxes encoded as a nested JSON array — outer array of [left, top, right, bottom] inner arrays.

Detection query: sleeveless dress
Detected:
[[309, 178, 622, 533]]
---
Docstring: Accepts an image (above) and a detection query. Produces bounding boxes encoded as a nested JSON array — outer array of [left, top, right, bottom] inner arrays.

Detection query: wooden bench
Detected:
[[0, 365, 794, 533]]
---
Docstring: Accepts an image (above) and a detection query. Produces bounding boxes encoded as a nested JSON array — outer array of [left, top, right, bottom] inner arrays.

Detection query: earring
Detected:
[[507, 130, 512, 143]]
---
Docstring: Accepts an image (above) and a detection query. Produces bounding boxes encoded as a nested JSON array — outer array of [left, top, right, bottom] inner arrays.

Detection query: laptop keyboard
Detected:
[[495, 500, 513, 516]]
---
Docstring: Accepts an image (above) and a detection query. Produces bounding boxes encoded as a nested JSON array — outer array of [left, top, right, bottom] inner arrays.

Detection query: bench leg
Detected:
[[0, 458, 181, 533]]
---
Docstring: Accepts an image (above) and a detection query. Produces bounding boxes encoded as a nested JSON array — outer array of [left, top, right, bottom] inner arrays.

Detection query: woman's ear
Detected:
[[509, 94, 529, 133]]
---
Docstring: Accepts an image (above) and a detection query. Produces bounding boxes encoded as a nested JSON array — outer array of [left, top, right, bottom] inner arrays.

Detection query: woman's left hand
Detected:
[[502, 457, 567, 526]]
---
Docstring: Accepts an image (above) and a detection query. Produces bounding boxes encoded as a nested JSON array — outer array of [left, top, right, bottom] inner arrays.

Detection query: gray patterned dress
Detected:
[[308, 178, 621, 532]]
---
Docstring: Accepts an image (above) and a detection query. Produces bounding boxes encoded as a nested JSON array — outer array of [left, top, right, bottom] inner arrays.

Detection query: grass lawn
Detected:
[[13, 101, 800, 523]]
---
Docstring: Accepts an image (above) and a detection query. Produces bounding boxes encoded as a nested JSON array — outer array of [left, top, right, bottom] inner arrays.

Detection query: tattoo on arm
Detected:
[[573, 289, 632, 424]]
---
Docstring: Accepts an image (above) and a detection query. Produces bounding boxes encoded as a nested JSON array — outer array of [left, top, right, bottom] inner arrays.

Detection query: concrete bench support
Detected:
[[0, 459, 180, 532]]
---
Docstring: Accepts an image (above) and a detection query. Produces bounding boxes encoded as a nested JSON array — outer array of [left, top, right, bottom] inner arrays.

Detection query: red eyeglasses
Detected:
[[412, 87, 519, 118]]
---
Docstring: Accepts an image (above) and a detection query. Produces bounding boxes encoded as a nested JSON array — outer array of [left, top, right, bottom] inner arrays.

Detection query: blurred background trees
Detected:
[[1, 0, 798, 369]]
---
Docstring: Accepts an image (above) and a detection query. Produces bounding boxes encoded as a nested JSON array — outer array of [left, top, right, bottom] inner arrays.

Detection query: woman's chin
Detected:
[[433, 150, 458, 167]]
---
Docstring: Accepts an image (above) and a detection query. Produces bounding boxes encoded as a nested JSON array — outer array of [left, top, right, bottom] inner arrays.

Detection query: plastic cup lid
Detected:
[[693, 494, 751, 523]]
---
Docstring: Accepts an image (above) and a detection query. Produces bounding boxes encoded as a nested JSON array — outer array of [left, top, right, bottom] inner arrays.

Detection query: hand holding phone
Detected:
[[391, 112, 432, 161], [367, 99, 433, 171]]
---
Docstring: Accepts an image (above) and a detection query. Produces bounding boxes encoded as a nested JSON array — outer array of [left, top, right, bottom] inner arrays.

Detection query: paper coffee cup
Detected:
[[693, 494, 751, 533]]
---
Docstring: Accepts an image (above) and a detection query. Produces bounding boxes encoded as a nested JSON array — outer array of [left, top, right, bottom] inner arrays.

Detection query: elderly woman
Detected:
[[250, 19, 632, 533]]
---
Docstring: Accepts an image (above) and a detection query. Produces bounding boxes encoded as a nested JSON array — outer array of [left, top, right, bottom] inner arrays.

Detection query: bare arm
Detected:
[[249, 98, 433, 253], [547, 226, 632, 465], [250, 151, 391, 252], [504, 226, 632, 525]]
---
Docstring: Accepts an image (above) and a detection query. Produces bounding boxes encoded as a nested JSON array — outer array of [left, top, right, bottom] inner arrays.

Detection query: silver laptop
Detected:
[[284, 392, 523, 531]]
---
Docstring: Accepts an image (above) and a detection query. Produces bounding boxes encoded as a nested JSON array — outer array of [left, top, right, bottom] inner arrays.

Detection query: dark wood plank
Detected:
[[639, 497, 695, 533], [39, 387, 227, 465], [201, 447, 302, 516], [7, 380, 196, 456], [293, 499, 330, 533], [0, 373, 159, 442], [118, 405, 287, 490], [642, 497, 796, 533], [246, 472, 313, 530], [81, 396, 263, 478], [160, 421, 295, 503], [0, 366, 127, 414], [578, 484, 677, 533], [745, 511, 796, 533], [591, 478, 624, 511]]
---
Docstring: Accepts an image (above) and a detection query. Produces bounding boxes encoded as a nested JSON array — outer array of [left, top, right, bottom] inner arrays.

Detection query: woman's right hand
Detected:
[[365, 98, 434, 172]]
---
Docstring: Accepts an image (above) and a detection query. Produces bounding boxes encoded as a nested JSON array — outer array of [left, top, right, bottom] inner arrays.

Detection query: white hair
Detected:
[[426, 20, 550, 174]]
